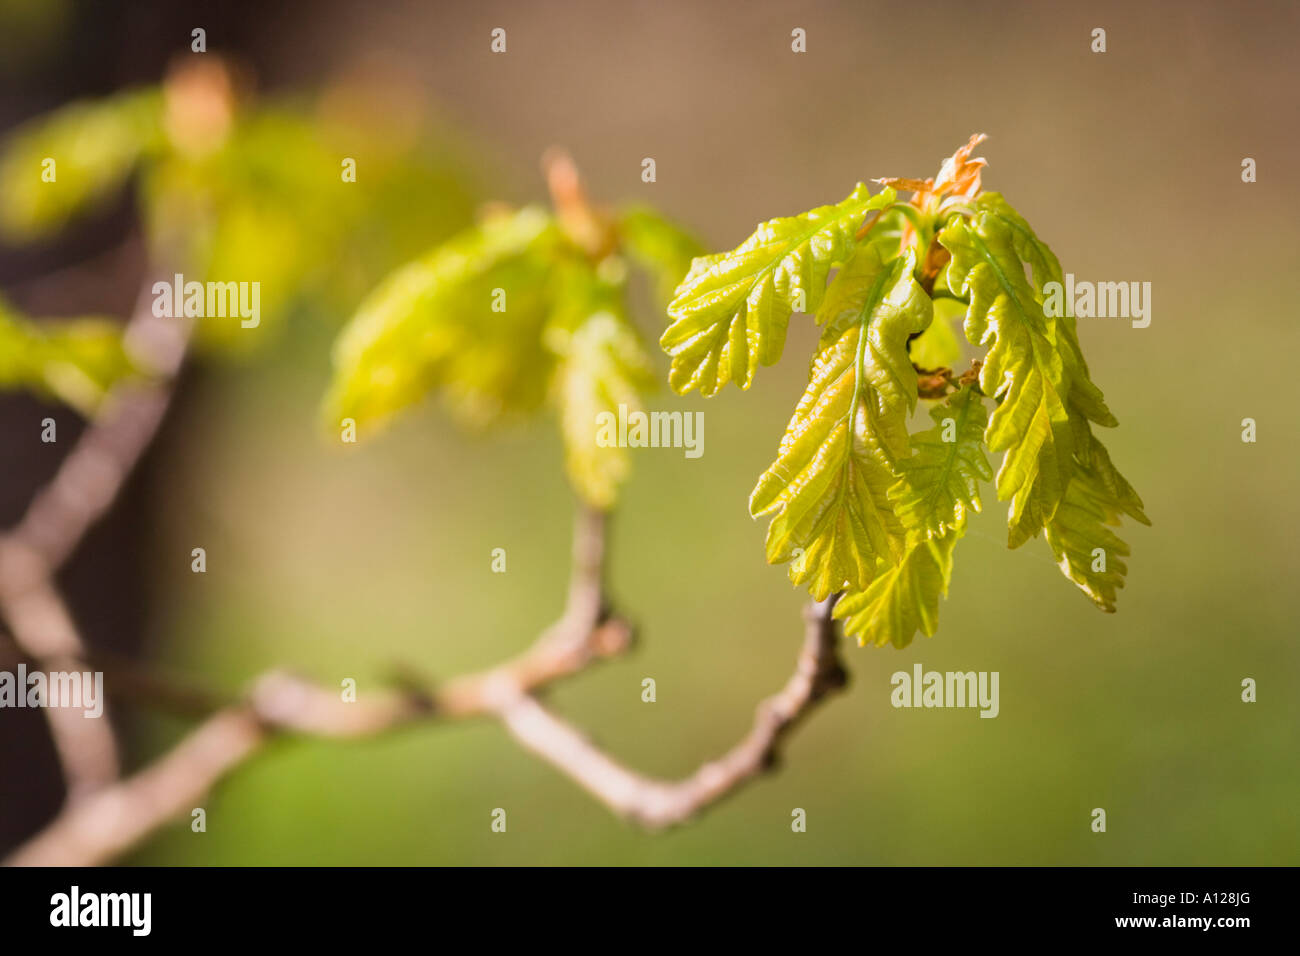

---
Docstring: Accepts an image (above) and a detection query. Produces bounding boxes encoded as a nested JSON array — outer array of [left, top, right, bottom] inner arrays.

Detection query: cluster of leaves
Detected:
[[0, 296, 134, 415], [661, 135, 1149, 647], [0, 58, 477, 368], [324, 154, 701, 509]]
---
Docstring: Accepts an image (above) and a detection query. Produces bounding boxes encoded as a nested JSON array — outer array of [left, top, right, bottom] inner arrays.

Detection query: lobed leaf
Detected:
[[749, 245, 931, 600], [549, 291, 655, 510], [890, 386, 993, 540], [661, 184, 895, 396], [1043, 471, 1131, 612], [939, 210, 1074, 547], [833, 528, 961, 648], [970, 193, 1115, 427]]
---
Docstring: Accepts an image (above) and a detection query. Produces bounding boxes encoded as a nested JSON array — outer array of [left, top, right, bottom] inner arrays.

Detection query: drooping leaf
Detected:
[[960, 193, 1148, 595], [939, 210, 1074, 547], [0, 89, 164, 240], [890, 386, 993, 539], [748, 246, 931, 600], [1043, 471, 1132, 612], [1042, 423, 1150, 609], [1075, 428, 1149, 526], [662, 184, 895, 396], [970, 193, 1115, 428], [833, 528, 961, 648], [547, 273, 655, 509], [616, 206, 704, 306], [324, 207, 561, 433], [0, 300, 136, 415]]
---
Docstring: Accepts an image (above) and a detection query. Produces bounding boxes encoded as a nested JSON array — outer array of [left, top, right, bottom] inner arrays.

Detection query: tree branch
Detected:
[[4, 507, 626, 865], [0, 280, 190, 802], [496, 596, 846, 828], [5, 531, 847, 864]]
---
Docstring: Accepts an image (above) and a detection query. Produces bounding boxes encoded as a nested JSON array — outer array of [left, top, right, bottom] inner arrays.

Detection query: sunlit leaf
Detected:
[[890, 386, 993, 539], [939, 210, 1074, 547], [550, 306, 655, 510], [749, 246, 931, 600], [661, 184, 895, 396], [970, 193, 1115, 427], [833, 528, 961, 648]]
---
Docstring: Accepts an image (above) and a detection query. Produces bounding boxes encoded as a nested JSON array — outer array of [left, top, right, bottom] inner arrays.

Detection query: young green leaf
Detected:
[[970, 193, 1115, 428], [939, 211, 1074, 547], [325, 207, 560, 432], [890, 386, 993, 539], [1043, 471, 1131, 612], [749, 246, 931, 600], [669, 137, 1149, 644], [833, 528, 961, 648], [1075, 429, 1149, 526], [661, 184, 895, 396], [549, 305, 655, 510], [0, 90, 164, 240], [0, 301, 136, 415]]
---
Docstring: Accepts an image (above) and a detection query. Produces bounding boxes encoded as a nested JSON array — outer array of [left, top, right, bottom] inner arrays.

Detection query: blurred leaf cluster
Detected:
[[325, 156, 700, 509], [0, 57, 480, 372], [0, 295, 134, 415]]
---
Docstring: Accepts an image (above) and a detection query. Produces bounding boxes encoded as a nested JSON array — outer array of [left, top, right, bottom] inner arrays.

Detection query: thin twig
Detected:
[[497, 596, 845, 828]]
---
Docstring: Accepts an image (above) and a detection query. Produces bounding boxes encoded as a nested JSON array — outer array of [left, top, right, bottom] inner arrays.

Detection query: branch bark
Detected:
[[497, 596, 845, 828], [0, 281, 190, 802]]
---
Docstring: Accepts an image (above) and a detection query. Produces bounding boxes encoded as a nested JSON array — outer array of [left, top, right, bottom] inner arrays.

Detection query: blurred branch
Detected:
[[497, 596, 846, 828], [0, 583, 119, 800], [5, 507, 627, 865], [0, 281, 189, 573], [0, 279, 191, 802], [5, 507, 849, 866], [6, 709, 265, 867]]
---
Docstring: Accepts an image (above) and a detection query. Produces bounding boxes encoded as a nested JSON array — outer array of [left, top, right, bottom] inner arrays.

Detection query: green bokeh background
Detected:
[[72, 0, 1300, 864]]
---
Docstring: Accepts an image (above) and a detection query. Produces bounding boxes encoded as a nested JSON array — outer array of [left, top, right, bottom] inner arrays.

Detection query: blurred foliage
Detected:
[[325, 163, 699, 509], [0, 59, 479, 356], [0, 89, 163, 236], [0, 295, 135, 415]]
